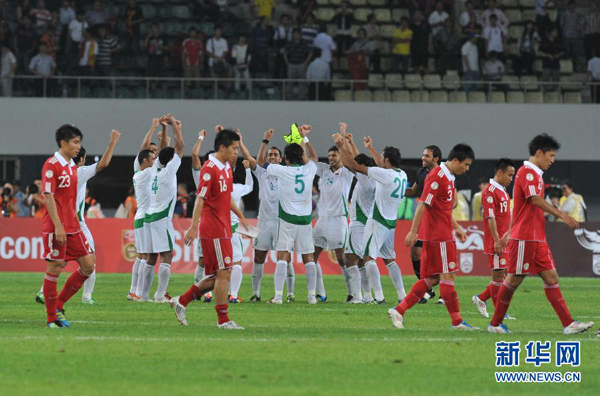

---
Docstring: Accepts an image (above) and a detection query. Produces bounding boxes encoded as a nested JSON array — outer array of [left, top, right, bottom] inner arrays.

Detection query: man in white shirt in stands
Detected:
[[462, 33, 480, 93], [207, 24, 232, 87], [312, 24, 336, 64], [1, 43, 17, 97], [428, 1, 449, 38], [306, 48, 331, 100], [481, 0, 509, 29], [588, 51, 600, 103]]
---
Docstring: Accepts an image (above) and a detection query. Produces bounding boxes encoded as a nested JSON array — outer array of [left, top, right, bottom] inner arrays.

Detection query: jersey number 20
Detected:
[[391, 178, 405, 199]]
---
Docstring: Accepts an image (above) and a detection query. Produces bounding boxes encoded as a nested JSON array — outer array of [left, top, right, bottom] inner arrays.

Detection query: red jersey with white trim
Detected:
[[197, 154, 233, 239], [41, 152, 79, 234], [482, 180, 511, 254], [510, 161, 546, 241], [418, 163, 455, 242]]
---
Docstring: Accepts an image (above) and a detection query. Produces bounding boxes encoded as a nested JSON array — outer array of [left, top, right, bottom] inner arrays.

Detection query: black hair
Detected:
[[354, 153, 376, 167], [138, 149, 153, 165], [28, 183, 39, 195], [202, 150, 216, 164], [563, 180, 574, 190], [292, 28, 301, 35], [284, 143, 304, 166], [268, 146, 283, 157], [55, 124, 83, 148], [74, 146, 87, 164], [149, 142, 157, 147], [400, 16, 409, 23], [528, 133, 560, 156], [494, 158, 515, 173], [448, 143, 475, 162], [319, 23, 327, 33], [328, 145, 339, 153], [188, 27, 197, 33], [214, 129, 240, 152], [490, 14, 498, 20], [357, 27, 367, 36], [478, 176, 488, 185], [158, 146, 175, 166], [383, 146, 402, 168], [214, 24, 223, 31], [425, 145, 442, 163]]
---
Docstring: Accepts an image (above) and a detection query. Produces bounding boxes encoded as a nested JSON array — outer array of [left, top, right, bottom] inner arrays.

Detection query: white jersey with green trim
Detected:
[[367, 167, 407, 229], [145, 154, 182, 221], [349, 173, 375, 226], [253, 165, 279, 220], [316, 163, 354, 218], [133, 167, 155, 222], [76, 163, 98, 224], [231, 168, 254, 226], [266, 161, 317, 224]]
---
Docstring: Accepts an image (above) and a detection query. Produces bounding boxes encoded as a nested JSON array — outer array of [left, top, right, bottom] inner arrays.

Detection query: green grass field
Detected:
[[1, 272, 598, 396]]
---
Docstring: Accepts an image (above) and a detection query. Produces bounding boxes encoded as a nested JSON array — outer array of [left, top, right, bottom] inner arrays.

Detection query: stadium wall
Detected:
[[2, 98, 599, 160], [1, 218, 599, 278]]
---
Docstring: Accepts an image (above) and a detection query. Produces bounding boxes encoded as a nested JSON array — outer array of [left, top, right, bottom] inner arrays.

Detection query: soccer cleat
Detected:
[[436, 298, 446, 305], [346, 295, 353, 303], [363, 297, 374, 304], [388, 308, 404, 329], [472, 295, 489, 318], [266, 297, 283, 304], [452, 321, 480, 330], [203, 292, 212, 303], [316, 294, 327, 303], [47, 320, 63, 329], [307, 296, 317, 304], [248, 295, 261, 302], [136, 297, 152, 302], [349, 297, 364, 304], [504, 313, 516, 320], [375, 299, 387, 305], [169, 296, 188, 326], [127, 293, 137, 301], [229, 297, 243, 304], [417, 298, 428, 304], [488, 323, 511, 334], [36, 291, 45, 304], [286, 295, 296, 303], [217, 321, 245, 330], [563, 321, 594, 335], [56, 309, 70, 328], [164, 292, 172, 300], [81, 298, 97, 305], [154, 296, 171, 304]]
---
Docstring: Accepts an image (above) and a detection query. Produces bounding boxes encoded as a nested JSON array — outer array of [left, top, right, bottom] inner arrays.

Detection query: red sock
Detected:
[[215, 304, 230, 324], [478, 284, 492, 302], [57, 268, 89, 310], [440, 280, 462, 326], [489, 281, 502, 308], [490, 281, 515, 326], [395, 279, 430, 315], [544, 283, 573, 327], [179, 285, 202, 307], [43, 273, 59, 323]]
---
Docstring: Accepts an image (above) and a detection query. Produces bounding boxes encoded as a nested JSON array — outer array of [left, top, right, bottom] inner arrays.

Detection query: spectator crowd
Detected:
[[0, 0, 599, 98]]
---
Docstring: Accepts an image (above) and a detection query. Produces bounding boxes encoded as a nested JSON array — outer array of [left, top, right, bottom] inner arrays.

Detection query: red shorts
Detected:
[[507, 240, 555, 275], [43, 231, 92, 262], [421, 240, 458, 279], [200, 237, 233, 276], [486, 253, 508, 270]]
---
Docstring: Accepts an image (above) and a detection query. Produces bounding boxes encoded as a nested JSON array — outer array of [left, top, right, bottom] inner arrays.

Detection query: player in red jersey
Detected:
[[471, 158, 516, 319], [41, 125, 94, 329], [170, 129, 249, 329], [489, 134, 594, 334], [388, 144, 477, 330]]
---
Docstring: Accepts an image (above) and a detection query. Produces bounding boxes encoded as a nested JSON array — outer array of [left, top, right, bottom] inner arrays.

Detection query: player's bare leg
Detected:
[[251, 249, 268, 301], [345, 252, 363, 303], [313, 246, 327, 301], [383, 257, 406, 303], [229, 262, 243, 303]]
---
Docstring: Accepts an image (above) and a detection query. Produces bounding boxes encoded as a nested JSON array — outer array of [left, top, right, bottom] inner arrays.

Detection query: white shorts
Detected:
[[80, 221, 95, 252], [146, 217, 175, 253], [134, 220, 146, 254], [275, 219, 314, 255], [313, 216, 348, 251], [363, 219, 396, 260], [254, 219, 279, 251], [345, 223, 365, 258], [232, 231, 244, 263]]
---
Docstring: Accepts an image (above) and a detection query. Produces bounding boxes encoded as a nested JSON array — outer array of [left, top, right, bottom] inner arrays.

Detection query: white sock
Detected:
[[135, 259, 146, 296], [252, 262, 264, 297], [155, 263, 171, 299], [316, 262, 326, 296], [341, 266, 352, 296], [274, 260, 287, 300], [130, 258, 141, 294], [39, 284, 44, 293], [305, 261, 316, 298], [194, 264, 204, 284], [386, 261, 406, 301], [286, 261, 295, 296], [141, 263, 155, 300], [348, 266, 362, 301], [82, 270, 96, 300], [365, 260, 384, 301], [359, 266, 372, 300], [230, 265, 243, 299]]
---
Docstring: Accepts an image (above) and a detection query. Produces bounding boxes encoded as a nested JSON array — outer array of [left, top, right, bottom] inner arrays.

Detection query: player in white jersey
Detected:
[[140, 115, 184, 303], [265, 125, 320, 304], [336, 134, 408, 304], [35, 130, 121, 305], [130, 118, 166, 301], [237, 129, 295, 302]]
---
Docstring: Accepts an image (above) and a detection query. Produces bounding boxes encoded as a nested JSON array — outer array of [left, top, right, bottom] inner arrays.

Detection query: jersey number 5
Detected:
[[294, 174, 305, 194]]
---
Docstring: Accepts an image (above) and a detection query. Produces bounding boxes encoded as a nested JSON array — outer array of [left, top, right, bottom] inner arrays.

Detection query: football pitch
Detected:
[[1, 272, 598, 396]]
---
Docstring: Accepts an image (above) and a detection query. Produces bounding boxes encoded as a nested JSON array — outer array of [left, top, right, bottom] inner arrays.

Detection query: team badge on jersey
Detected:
[[526, 173, 534, 181], [203, 173, 211, 181], [523, 263, 530, 270], [45, 170, 53, 178], [449, 262, 456, 269], [501, 258, 506, 265], [52, 249, 59, 257], [431, 182, 439, 190], [225, 257, 231, 264], [487, 196, 494, 203]]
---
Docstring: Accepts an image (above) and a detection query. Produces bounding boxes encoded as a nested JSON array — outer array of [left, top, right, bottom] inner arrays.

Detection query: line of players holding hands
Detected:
[[38, 116, 594, 334]]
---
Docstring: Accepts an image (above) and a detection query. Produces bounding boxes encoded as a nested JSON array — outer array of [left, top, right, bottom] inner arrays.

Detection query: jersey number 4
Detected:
[[152, 176, 158, 194], [295, 174, 305, 194]]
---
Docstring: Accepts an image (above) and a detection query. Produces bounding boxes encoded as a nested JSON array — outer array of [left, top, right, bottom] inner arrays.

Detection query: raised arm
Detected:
[[237, 129, 257, 170], [158, 115, 170, 149], [339, 122, 359, 157], [168, 115, 185, 157], [334, 135, 368, 175], [139, 118, 159, 151], [192, 130, 207, 171], [97, 129, 121, 171], [299, 124, 318, 163], [256, 129, 274, 167], [363, 136, 383, 167]]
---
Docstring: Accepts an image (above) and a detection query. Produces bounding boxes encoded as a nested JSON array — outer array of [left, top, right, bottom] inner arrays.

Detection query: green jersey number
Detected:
[[151, 176, 158, 194], [391, 178, 406, 199], [294, 174, 305, 194]]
